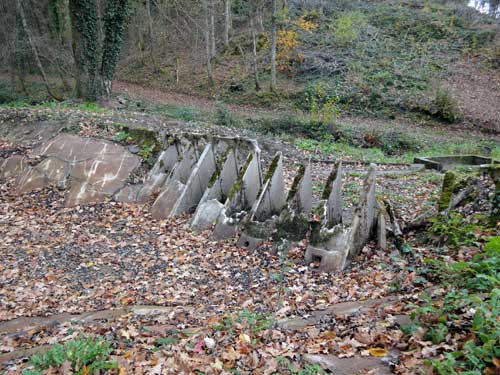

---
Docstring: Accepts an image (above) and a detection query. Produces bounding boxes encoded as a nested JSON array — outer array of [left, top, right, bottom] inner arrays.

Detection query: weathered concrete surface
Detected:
[[191, 149, 239, 231], [252, 153, 286, 222], [136, 143, 182, 204], [303, 354, 392, 375], [349, 166, 378, 259], [288, 162, 313, 215], [305, 166, 379, 272], [212, 151, 262, 239], [170, 144, 217, 216], [151, 144, 199, 219], [325, 161, 343, 227]]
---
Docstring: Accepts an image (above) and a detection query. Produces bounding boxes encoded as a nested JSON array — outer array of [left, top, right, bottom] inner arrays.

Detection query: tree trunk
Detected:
[[100, 0, 130, 98], [145, 0, 158, 71], [224, 0, 230, 47], [203, 0, 214, 87], [209, 0, 216, 58], [16, 0, 62, 100], [270, 0, 277, 92], [250, 17, 260, 91], [69, 0, 99, 100]]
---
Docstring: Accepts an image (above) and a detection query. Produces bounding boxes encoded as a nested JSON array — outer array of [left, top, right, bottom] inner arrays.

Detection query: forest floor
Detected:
[[0, 103, 498, 374]]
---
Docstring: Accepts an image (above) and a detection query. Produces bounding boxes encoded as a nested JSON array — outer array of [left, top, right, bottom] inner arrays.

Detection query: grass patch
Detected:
[[152, 103, 204, 122]]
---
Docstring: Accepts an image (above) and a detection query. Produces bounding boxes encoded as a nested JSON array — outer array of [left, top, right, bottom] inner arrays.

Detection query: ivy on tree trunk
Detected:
[[69, 0, 129, 101]]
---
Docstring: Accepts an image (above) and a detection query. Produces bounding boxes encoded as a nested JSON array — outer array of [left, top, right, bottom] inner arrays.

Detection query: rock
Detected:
[[0, 155, 27, 179], [128, 145, 140, 154], [7, 134, 141, 206]]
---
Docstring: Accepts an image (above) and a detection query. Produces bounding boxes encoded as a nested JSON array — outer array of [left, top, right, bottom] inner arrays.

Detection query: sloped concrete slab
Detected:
[[170, 144, 217, 216], [325, 161, 343, 227], [252, 153, 286, 222]]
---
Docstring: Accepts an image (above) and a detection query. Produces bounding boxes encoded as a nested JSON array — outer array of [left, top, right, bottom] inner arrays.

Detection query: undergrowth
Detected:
[[23, 336, 116, 375], [406, 235, 500, 374]]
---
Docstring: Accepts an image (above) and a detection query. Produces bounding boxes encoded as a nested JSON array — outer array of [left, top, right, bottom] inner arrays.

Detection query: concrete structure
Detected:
[[1, 130, 390, 273], [305, 166, 379, 272]]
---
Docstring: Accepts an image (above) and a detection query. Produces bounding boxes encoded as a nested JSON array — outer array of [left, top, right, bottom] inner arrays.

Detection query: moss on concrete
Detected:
[[287, 164, 305, 202], [275, 208, 310, 241]]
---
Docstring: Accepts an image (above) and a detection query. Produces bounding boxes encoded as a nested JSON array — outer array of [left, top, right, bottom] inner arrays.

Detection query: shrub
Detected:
[[333, 12, 366, 46], [428, 212, 482, 248], [215, 103, 241, 128], [434, 87, 459, 123]]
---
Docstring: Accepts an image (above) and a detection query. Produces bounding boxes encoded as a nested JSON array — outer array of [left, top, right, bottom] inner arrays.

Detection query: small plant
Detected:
[[215, 103, 240, 128], [333, 12, 366, 46], [428, 212, 483, 248], [76, 102, 106, 113], [23, 336, 116, 375], [275, 356, 326, 374], [406, 237, 500, 374]]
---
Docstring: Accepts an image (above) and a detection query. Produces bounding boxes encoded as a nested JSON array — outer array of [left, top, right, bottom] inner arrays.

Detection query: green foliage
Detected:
[[433, 87, 459, 123], [408, 237, 500, 374], [23, 336, 116, 375], [274, 356, 326, 375], [215, 103, 241, 128], [153, 104, 202, 122], [428, 212, 483, 248], [101, 0, 130, 81], [76, 101, 106, 113], [212, 309, 271, 336], [333, 11, 366, 46], [250, 114, 329, 140], [301, 81, 341, 124]]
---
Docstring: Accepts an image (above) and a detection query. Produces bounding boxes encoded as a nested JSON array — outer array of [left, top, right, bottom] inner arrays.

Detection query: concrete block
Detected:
[[325, 161, 343, 228], [252, 153, 286, 222], [170, 143, 217, 216]]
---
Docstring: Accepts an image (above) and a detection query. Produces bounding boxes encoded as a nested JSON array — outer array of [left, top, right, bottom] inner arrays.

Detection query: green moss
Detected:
[[275, 209, 310, 242], [321, 161, 341, 200], [227, 153, 253, 201], [438, 171, 455, 212], [287, 165, 306, 202], [245, 220, 274, 239]]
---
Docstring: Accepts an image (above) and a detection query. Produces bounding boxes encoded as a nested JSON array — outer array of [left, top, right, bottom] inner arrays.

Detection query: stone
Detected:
[[114, 185, 142, 203], [0, 155, 27, 179], [16, 167, 48, 194], [10, 134, 141, 206], [303, 354, 391, 375]]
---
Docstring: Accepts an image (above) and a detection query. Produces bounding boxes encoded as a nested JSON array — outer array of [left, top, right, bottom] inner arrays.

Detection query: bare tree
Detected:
[[15, 0, 62, 100], [224, 0, 230, 47], [250, 16, 260, 91], [203, 0, 214, 87], [270, 0, 277, 92], [209, 0, 216, 58]]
